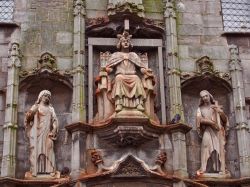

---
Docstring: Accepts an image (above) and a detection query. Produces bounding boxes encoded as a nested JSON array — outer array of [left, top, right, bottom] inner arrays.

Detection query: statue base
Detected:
[[197, 171, 231, 179], [24, 171, 61, 179], [115, 108, 148, 118]]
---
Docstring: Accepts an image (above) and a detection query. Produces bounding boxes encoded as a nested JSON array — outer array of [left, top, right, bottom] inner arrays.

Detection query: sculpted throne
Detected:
[[95, 31, 157, 122]]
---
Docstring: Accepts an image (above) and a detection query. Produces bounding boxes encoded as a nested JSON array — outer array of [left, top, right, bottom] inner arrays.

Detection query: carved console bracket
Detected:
[[95, 118, 168, 147]]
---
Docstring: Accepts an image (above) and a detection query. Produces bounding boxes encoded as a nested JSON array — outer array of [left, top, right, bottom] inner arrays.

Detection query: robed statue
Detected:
[[25, 90, 59, 177], [196, 90, 230, 176], [95, 31, 158, 121]]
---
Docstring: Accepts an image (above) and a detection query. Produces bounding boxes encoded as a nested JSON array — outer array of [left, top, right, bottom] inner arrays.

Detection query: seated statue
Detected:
[[95, 31, 157, 121], [196, 90, 230, 176]]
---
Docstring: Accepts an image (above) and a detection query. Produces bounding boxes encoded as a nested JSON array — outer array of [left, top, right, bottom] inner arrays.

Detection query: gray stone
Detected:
[[56, 32, 73, 45]]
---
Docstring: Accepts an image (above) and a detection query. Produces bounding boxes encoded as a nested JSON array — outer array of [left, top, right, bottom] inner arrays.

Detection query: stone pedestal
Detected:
[[169, 123, 191, 178], [65, 122, 89, 178]]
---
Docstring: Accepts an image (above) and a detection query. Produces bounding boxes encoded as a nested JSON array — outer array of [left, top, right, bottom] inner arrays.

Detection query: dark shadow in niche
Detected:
[[16, 71, 73, 178], [181, 75, 240, 178]]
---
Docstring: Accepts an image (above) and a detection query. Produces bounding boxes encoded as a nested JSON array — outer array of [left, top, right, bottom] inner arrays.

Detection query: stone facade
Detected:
[[0, 0, 250, 187]]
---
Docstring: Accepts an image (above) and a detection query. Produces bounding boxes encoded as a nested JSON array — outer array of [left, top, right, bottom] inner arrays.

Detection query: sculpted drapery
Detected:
[[105, 31, 154, 113], [196, 90, 229, 175], [25, 90, 58, 176]]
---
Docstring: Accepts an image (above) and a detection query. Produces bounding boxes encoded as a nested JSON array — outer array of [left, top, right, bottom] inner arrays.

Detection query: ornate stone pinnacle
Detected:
[[73, 0, 86, 16]]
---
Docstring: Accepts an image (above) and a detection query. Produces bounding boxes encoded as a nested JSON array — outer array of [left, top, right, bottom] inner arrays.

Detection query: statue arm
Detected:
[[50, 107, 59, 139], [196, 108, 202, 137], [25, 104, 39, 127]]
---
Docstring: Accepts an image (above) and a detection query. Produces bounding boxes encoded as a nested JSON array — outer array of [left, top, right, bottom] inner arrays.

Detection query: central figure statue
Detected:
[[105, 31, 154, 113]]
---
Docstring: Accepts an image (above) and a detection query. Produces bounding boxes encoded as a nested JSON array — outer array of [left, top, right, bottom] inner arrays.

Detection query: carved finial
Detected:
[[73, 0, 86, 16], [38, 52, 57, 71], [9, 42, 21, 57], [196, 56, 214, 74], [8, 43, 21, 68], [164, 0, 176, 18], [229, 45, 242, 71]]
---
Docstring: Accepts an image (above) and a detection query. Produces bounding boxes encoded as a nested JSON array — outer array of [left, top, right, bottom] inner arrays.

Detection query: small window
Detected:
[[0, 0, 14, 22], [221, 0, 250, 32]]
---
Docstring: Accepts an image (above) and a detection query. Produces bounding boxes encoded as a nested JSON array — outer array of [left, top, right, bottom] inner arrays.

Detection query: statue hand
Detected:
[[211, 105, 223, 113], [105, 67, 113, 74]]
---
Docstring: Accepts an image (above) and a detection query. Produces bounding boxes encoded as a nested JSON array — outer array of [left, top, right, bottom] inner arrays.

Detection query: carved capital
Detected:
[[72, 65, 85, 74], [73, 0, 86, 17]]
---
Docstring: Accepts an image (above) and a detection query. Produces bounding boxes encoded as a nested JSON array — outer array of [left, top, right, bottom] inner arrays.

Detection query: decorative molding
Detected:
[[112, 155, 148, 177], [180, 56, 231, 84], [107, 1, 145, 20]]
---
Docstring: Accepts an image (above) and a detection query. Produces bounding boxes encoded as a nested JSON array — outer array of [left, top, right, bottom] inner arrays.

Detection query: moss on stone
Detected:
[[143, 0, 163, 13]]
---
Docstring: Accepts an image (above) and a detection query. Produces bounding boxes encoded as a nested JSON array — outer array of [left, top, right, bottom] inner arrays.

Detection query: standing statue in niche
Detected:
[[196, 90, 230, 177], [25, 90, 59, 178], [95, 31, 157, 121]]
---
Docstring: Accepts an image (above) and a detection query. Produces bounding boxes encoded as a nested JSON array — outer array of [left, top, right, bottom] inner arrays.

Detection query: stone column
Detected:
[[72, 0, 86, 122], [71, 129, 86, 178], [229, 45, 250, 177], [1, 43, 21, 177], [164, 0, 184, 121], [170, 124, 190, 179]]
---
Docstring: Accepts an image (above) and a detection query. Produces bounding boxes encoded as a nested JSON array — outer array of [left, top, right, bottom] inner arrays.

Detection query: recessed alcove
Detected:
[[181, 75, 240, 178], [16, 71, 73, 178]]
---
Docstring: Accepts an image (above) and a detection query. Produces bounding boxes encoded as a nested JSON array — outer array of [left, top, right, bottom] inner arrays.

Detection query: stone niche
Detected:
[[181, 73, 240, 178], [17, 71, 73, 178]]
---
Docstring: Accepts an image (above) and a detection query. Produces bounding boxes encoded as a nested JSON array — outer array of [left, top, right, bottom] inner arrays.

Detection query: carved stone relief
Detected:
[[107, 0, 145, 20]]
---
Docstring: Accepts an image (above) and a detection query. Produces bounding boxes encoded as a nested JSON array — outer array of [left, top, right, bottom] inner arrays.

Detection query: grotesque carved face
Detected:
[[200, 91, 210, 104]]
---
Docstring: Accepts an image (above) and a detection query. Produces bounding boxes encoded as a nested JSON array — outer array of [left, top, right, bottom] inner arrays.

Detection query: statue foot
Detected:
[[115, 104, 122, 112], [137, 104, 144, 111]]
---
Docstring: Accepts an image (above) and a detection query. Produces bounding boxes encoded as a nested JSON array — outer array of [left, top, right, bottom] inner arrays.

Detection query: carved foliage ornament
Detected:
[[38, 52, 57, 71], [107, 0, 145, 19], [196, 56, 214, 74]]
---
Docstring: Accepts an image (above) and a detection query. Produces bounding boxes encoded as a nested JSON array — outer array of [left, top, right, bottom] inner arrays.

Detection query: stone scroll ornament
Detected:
[[95, 31, 158, 121], [196, 90, 230, 177], [25, 90, 60, 178]]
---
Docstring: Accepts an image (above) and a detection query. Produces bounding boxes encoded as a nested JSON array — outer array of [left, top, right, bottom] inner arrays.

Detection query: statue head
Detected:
[[116, 31, 133, 51], [199, 90, 215, 106], [36, 90, 51, 105]]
